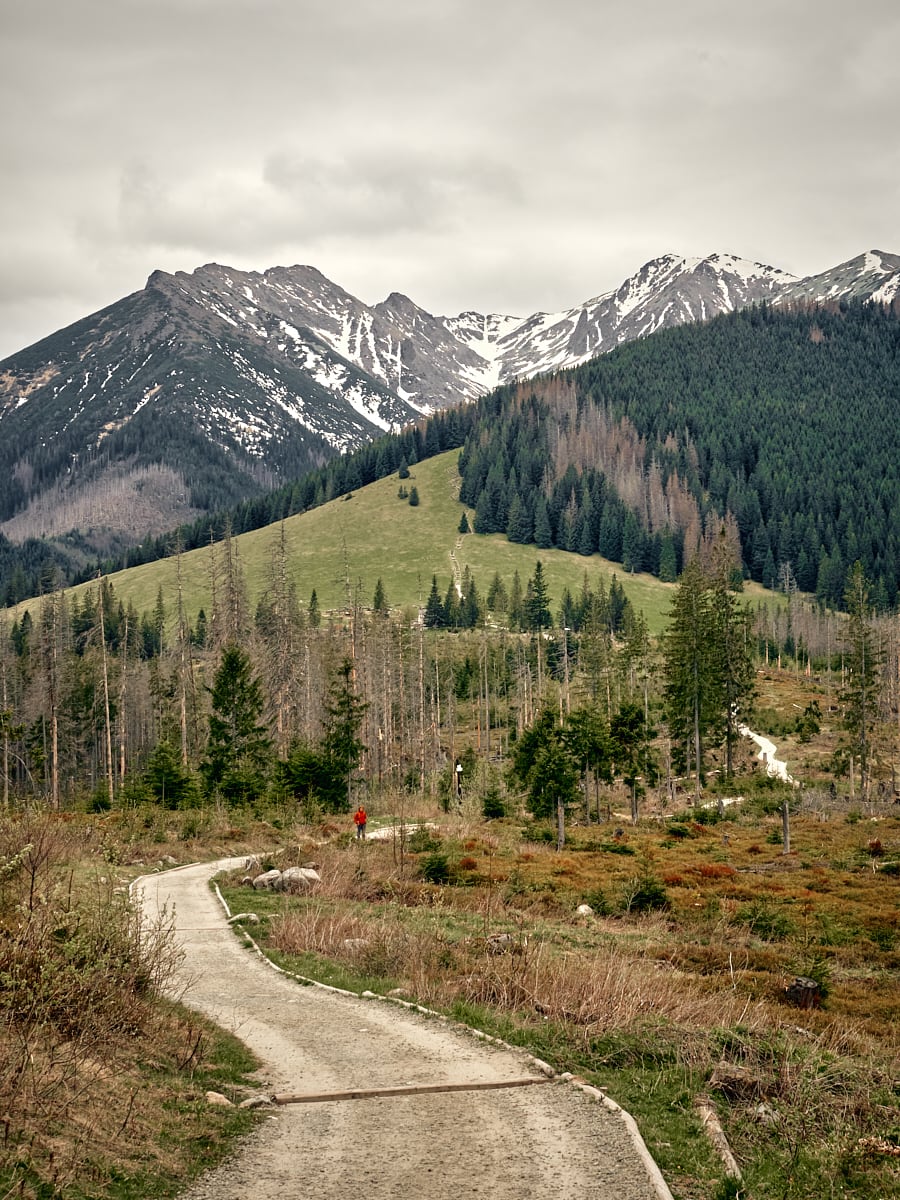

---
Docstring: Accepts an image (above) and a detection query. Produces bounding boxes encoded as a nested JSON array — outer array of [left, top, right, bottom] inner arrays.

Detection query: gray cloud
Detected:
[[1, 0, 899, 355]]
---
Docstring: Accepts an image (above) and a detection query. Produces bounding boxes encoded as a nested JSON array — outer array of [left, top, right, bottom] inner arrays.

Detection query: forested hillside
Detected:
[[459, 301, 900, 608], [5, 300, 898, 612]]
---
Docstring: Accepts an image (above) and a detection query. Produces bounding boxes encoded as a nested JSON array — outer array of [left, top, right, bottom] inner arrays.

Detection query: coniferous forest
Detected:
[[4, 300, 900, 613], [458, 300, 900, 608]]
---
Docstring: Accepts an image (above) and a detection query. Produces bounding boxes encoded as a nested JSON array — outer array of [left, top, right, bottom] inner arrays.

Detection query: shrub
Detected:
[[736, 898, 795, 941], [521, 821, 555, 844], [582, 888, 611, 915], [665, 822, 694, 840], [621, 870, 669, 913], [693, 863, 737, 880], [482, 787, 506, 820], [420, 851, 452, 884], [408, 827, 441, 853]]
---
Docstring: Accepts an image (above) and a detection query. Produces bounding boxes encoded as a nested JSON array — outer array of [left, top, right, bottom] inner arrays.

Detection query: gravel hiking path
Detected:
[[136, 859, 672, 1200]]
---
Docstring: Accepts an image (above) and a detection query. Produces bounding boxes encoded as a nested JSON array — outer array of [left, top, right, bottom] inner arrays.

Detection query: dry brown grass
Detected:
[[0, 811, 259, 1200]]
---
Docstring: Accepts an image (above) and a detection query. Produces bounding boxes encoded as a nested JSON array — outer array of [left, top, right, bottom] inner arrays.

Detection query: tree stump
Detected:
[[784, 976, 821, 1008]]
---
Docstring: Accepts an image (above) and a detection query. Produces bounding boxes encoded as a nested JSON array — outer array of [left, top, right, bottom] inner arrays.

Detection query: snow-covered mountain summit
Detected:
[[155, 251, 799, 407], [0, 247, 896, 549]]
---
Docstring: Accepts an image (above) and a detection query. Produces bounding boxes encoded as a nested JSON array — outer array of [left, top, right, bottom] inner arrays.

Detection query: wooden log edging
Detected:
[[695, 1096, 743, 1180]]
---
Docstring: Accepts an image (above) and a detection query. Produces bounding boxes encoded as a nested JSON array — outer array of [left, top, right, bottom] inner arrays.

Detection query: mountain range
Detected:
[[1, 247, 898, 561]]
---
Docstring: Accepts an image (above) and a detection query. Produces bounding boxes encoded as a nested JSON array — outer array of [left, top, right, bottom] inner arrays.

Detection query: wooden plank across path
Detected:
[[274, 1077, 553, 1104], [136, 858, 671, 1200]]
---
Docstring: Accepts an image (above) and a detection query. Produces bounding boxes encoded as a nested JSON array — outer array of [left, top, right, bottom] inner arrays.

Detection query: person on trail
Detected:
[[353, 805, 367, 839]]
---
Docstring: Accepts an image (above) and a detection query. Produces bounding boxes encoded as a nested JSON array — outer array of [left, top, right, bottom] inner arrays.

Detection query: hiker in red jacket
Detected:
[[353, 805, 367, 839]]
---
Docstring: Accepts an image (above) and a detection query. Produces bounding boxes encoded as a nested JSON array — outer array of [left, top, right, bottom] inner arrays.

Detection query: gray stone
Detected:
[[252, 869, 282, 890], [277, 866, 321, 892]]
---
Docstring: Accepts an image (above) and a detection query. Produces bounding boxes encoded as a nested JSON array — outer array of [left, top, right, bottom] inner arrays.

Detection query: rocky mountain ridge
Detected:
[[1, 247, 898, 551]]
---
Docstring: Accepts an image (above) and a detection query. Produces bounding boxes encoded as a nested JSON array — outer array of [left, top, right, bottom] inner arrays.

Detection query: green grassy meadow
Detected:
[[64, 448, 665, 628], [49, 447, 779, 634]]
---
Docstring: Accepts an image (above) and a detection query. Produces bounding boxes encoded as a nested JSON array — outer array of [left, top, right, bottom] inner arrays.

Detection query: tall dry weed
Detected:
[[0, 809, 182, 1184]]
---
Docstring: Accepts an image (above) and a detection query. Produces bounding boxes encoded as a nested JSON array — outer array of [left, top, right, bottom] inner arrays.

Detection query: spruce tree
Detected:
[[524, 561, 552, 632], [373, 578, 389, 615], [424, 576, 446, 628], [842, 562, 882, 798], [201, 644, 271, 804], [662, 559, 720, 799], [321, 657, 367, 812], [486, 572, 508, 613], [533, 498, 552, 549], [709, 539, 756, 779]]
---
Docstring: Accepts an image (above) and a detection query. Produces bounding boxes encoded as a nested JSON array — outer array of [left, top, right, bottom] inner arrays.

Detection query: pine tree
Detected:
[[373, 578, 389, 615], [201, 644, 271, 804], [424, 576, 446, 628], [662, 559, 720, 799], [842, 562, 882, 798], [321, 657, 367, 812]]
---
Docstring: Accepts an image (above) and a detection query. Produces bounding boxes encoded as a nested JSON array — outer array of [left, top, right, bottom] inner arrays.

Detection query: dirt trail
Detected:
[[136, 860, 671, 1200]]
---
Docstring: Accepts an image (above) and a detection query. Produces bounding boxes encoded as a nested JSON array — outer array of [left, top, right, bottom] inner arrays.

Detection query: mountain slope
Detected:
[[457, 299, 900, 607], [1, 247, 898, 572]]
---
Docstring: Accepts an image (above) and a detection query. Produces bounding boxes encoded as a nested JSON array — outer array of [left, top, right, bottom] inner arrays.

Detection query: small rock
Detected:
[[486, 933, 526, 954], [342, 938, 369, 951], [709, 1061, 765, 1101], [754, 1102, 780, 1126], [252, 869, 282, 890], [161, 855, 178, 866], [576, 904, 594, 916], [239, 1094, 274, 1109], [205, 1091, 234, 1107]]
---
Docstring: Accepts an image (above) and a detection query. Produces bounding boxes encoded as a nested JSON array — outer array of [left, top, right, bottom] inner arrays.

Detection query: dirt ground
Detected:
[[136, 860, 671, 1200]]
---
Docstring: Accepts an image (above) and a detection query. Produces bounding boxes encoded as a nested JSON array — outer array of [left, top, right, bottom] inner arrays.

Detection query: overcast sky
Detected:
[[2, 0, 898, 360]]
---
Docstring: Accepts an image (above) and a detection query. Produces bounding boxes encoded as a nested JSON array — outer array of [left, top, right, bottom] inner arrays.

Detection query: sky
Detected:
[[2, 0, 899, 361]]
